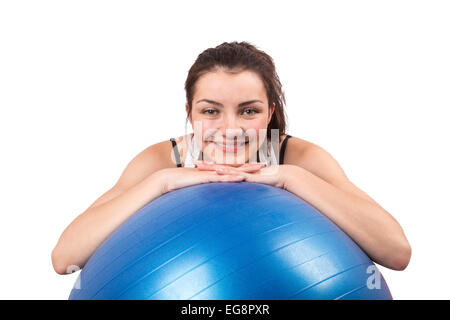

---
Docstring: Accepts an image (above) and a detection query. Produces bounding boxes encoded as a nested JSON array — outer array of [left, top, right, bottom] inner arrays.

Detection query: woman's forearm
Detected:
[[283, 165, 411, 270], [51, 172, 165, 274]]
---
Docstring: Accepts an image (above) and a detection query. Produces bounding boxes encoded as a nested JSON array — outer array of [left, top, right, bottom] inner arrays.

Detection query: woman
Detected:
[[51, 41, 411, 275]]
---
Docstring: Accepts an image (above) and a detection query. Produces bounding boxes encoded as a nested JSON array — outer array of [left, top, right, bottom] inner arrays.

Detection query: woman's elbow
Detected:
[[51, 248, 67, 275], [51, 247, 82, 275], [389, 240, 412, 271]]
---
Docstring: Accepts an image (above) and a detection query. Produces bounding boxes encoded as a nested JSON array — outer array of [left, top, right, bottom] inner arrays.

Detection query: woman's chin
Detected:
[[207, 151, 248, 166]]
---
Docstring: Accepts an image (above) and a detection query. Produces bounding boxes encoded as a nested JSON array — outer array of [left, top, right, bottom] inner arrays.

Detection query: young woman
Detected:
[[51, 41, 411, 275]]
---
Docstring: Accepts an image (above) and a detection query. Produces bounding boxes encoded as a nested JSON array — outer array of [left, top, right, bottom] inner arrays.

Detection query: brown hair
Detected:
[[184, 41, 288, 142]]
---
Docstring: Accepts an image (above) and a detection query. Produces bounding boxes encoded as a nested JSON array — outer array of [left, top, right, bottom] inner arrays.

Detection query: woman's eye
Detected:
[[203, 109, 218, 115], [242, 108, 259, 115]]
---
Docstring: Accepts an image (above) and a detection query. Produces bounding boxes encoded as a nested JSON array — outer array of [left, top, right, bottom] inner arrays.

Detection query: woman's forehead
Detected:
[[194, 69, 267, 103]]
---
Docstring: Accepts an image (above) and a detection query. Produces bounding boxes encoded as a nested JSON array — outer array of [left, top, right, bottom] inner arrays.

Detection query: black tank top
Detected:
[[170, 135, 292, 168]]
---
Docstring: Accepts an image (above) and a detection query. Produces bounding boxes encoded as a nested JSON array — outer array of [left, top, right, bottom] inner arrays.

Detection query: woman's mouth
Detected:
[[210, 140, 249, 153]]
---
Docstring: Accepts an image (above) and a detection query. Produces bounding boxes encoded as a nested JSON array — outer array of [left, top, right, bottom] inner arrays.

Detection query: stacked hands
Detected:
[[155, 161, 295, 195]]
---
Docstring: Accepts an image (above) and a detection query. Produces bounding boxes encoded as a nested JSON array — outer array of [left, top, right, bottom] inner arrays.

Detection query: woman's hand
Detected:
[[154, 167, 246, 194], [194, 160, 266, 173], [195, 161, 292, 189]]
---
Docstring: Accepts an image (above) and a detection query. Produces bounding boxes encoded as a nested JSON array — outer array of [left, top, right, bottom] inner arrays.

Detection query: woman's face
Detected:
[[187, 68, 274, 165]]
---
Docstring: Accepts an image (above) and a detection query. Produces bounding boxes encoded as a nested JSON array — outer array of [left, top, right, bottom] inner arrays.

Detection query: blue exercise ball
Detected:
[[69, 182, 392, 300]]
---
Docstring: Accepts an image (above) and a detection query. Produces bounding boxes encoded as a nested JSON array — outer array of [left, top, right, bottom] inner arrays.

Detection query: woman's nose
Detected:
[[222, 127, 244, 139], [220, 116, 243, 138]]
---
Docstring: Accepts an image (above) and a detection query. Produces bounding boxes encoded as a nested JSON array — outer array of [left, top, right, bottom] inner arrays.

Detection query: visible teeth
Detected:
[[215, 142, 245, 147]]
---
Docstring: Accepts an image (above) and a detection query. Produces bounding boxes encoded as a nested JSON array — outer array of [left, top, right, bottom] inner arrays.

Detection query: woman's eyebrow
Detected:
[[195, 99, 263, 107]]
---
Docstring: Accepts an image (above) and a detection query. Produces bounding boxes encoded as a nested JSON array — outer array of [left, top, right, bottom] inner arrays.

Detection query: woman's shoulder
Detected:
[[280, 134, 321, 165], [281, 135, 347, 183], [170, 133, 194, 165], [108, 138, 178, 191], [150, 133, 196, 168], [131, 134, 192, 172]]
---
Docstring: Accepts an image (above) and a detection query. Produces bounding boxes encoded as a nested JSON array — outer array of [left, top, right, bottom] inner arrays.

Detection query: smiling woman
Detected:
[[52, 41, 411, 279], [182, 42, 287, 166]]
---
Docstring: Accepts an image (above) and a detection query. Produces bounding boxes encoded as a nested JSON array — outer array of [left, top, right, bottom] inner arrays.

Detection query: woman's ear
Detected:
[[185, 103, 192, 125]]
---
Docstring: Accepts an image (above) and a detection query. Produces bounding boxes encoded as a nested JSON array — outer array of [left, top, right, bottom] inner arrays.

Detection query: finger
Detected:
[[196, 162, 220, 171], [194, 160, 215, 167], [195, 160, 230, 172], [197, 160, 264, 167], [215, 163, 265, 174], [196, 164, 214, 171], [215, 167, 228, 175], [197, 162, 265, 174], [236, 165, 264, 173], [194, 160, 208, 169], [215, 167, 242, 175], [238, 163, 265, 171], [242, 162, 266, 168], [199, 165, 229, 172]]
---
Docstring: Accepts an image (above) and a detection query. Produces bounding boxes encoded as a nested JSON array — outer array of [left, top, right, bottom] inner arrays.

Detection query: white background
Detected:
[[0, 0, 449, 299]]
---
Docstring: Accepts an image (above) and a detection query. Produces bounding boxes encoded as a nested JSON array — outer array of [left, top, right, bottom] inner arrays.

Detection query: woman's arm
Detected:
[[208, 144, 412, 271], [51, 141, 175, 275], [51, 171, 166, 275], [282, 146, 411, 270]]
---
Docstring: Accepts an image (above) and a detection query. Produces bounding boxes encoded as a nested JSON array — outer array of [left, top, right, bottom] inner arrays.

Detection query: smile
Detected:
[[211, 141, 249, 152]]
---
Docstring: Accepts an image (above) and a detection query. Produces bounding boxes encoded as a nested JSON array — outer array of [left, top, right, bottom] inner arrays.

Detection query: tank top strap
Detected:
[[169, 138, 182, 168], [279, 135, 292, 165]]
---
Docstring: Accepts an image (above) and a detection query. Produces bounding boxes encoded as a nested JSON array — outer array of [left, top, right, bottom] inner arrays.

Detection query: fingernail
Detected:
[[216, 168, 224, 173]]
